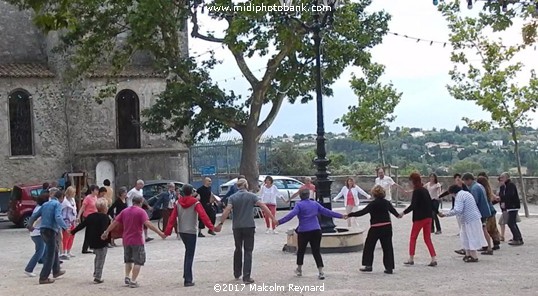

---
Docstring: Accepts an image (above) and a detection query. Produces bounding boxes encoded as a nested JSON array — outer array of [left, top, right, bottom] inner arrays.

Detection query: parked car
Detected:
[[7, 184, 43, 227], [219, 175, 304, 210], [142, 180, 185, 220]]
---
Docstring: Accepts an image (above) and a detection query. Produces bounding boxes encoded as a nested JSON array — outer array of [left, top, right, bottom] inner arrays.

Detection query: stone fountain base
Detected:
[[282, 227, 364, 254]]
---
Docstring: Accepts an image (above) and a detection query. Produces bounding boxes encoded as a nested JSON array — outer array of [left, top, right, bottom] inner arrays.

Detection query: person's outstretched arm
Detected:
[[348, 202, 372, 218], [164, 203, 179, 236], [277, 205, 300, 226]]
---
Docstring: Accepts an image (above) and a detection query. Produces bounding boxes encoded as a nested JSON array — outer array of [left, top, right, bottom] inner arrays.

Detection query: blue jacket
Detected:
[[28, 198, 68, 233], [469, 182, 492, 218]]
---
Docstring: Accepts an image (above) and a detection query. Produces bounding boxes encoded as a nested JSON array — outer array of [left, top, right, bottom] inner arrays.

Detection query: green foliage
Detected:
[[336, 63, 402, 143], [449, 159, 484, 175], [440, 1, 538, 132]]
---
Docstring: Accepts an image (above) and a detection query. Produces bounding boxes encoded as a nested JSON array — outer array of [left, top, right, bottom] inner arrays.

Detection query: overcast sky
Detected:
[[188, 0, 538, 137]]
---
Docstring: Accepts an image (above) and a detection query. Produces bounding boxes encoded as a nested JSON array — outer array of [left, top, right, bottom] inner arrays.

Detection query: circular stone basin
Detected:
[[282, 227, 364, 254]]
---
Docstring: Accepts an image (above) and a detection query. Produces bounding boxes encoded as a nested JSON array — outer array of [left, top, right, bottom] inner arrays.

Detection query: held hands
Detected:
[[342, 214, 348, 220], [398, 213, 404, 219], [438, 212, 446, 218], [159, 232, 167, 239], [100, 232, 108, 240], [272, 218, 279, 227], [214, 224, 222, 233]]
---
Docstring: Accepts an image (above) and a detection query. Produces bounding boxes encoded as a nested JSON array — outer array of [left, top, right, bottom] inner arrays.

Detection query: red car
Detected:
[[7, 185, 43, 227]]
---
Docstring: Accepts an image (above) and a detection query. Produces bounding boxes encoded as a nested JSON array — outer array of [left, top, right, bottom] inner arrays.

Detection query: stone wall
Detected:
[[74, 148, 190, 189], [0, 78, 70, 186], [289, 175, 538, 203]]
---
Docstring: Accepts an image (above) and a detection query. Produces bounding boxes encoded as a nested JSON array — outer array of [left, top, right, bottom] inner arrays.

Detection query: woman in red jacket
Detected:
[[400, 172, 437, 267], [164, 184, 214, 287]]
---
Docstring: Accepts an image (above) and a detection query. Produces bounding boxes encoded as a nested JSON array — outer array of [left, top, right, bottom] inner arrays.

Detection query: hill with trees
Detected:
[[263, 126, 538, 176]]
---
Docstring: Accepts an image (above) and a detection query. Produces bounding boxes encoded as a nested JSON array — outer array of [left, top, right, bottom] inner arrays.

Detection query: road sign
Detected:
[[200, 166, 216, 176]]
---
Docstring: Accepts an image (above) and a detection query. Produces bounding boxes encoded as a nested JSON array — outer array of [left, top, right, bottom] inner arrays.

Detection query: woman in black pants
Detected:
[[499, 173, 523, 246], [349, 185, 400, 274], [276, 189, 345, 280]]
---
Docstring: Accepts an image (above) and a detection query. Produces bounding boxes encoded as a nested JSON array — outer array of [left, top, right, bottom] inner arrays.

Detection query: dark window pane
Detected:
[[116, 89, 141, 149], [9, 90, 33, 156]]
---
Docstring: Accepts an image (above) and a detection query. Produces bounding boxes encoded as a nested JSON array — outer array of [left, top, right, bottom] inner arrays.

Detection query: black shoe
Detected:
[[509, 240, 524, 246], [184, 282, 195, 287], [492, 244, 500, 250], [403, 261, 414, 265], [208, 230, 216, 236], [359, 267, 373, 272], [428, 261, 438, 267], [454, 249, 466, 255], [384, 270, 393, 274], [94, 278, 104, 284], [145, 237, 154, 242], [480, 246, 488, 251], [481, 250, 494, 255], [243, 278, 255, 284], [198, 232, 205, 238], [82, 250, 92, 254]]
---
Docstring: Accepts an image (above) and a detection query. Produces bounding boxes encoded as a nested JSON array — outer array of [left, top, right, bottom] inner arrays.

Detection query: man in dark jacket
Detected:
[[153, 183, 177, 234], [499, 172, 523, 246]]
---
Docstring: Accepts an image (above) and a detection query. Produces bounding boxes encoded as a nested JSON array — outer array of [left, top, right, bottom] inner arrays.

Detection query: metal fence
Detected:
[[189, 137, 273, 193]]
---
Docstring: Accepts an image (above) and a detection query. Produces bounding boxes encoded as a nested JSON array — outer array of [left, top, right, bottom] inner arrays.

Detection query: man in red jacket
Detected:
[[165, 184, 214, 287]]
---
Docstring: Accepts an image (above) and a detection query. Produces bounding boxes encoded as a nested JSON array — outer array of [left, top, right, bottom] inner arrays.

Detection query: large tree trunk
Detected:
[[511, 126, 529, 217], [239, 129, 261, 193], [377, 133, 386, 167]]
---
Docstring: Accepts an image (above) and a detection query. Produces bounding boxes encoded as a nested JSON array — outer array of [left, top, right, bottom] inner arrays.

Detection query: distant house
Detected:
[[411, 131, 425, 138], [425, 142, 437, 149], [471, 142, 479, 146], [401, 143, 409, 150], [491, 140, 503, 147], [438, 142, 452, 149]]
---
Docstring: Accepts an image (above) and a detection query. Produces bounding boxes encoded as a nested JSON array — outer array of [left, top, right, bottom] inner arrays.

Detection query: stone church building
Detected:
[[0, 1, 189, 188]]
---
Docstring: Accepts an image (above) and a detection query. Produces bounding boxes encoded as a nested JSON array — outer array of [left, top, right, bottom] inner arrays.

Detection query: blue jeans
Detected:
[[25, 236, 46, 273], [179, 233, 197, 283], [40, 228, 61, 280]]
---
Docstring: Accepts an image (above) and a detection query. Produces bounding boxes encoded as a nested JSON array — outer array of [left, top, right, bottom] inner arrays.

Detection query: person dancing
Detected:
[[258, 176, 285, 234], [439, 185, 487, 262], [349, 185, 400, 274], [332, 177, 370, 227], [400, 172, 437, 267], [276, 189, 345, 280]]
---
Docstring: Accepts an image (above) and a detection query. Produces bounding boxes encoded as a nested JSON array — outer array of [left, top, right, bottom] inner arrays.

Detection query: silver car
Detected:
[[219, 175, 304, 210]]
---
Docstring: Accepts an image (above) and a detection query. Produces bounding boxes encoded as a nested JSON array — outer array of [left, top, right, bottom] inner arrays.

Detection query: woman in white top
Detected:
[[424, 173, 442, 234], [333, 177, 371, 227], [259, 176, 285, 233], [24, 193, 49, 277]]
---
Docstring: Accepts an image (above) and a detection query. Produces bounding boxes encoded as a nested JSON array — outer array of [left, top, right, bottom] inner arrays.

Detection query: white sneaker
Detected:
[[273, 230, 279, 234], [68, 253, 75, 258], [265, 229, 271, 234], [24, 271, 37, 277]]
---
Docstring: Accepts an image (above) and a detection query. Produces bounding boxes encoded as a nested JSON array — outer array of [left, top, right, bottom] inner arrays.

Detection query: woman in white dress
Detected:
[[424, 173, 442, 234], [439, 185, 487, 262], [333, 177, 371, 227], [259, 176, 285, 233]]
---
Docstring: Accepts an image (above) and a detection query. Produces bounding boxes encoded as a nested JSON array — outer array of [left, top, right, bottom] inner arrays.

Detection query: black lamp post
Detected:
[[289, 0, 338, 233]]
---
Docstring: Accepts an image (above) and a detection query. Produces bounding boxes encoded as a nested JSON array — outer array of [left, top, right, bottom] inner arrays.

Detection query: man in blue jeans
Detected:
[[28, 190, 68, 284]]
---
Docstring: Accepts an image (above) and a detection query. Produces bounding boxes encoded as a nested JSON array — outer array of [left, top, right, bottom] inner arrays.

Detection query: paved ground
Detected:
[[1, 204, 538, 296]]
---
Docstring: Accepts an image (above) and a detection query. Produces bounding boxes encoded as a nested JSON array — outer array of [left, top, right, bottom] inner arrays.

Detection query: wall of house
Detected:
[[0, 78, 70, 186]]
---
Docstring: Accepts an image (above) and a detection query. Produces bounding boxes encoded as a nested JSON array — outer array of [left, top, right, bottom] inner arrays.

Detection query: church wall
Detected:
[[0, 78, 70, 187]]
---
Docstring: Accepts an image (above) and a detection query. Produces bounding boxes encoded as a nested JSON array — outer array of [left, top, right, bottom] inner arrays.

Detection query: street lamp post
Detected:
[[312, 8, 336, 234], [289, 0, 338, 233]]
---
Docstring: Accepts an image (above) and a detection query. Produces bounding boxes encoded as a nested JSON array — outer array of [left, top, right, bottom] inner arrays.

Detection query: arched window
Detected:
[[8, 90, 34, 156], [116, 89, 141, 149]]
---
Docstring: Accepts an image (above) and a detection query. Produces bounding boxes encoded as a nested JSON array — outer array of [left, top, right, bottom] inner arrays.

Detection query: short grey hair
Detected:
[[168, 182, 176, 188], [304, 177, 312, 182], [236, 178, 248, 189], [48, 187, 59, 194], [118, 186, 128, 196], [136, 179, 144, 185], [299, 189, 311, 200], [132, 195, 144, 205], [500, 172, 510, 179], [96, 198, 108, 211]]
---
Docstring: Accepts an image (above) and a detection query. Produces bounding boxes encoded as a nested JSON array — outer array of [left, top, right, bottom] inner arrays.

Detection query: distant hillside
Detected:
[[265, 126, 538, 176]]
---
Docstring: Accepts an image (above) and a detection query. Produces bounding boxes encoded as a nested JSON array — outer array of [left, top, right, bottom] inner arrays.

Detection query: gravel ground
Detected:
[[1, 204, 537, 296]]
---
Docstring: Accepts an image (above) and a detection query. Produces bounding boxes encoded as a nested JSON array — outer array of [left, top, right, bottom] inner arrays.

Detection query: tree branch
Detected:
[[190, 9, 225, 43], [258, 92, 286, 135], [230, 50, 259, 87]]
